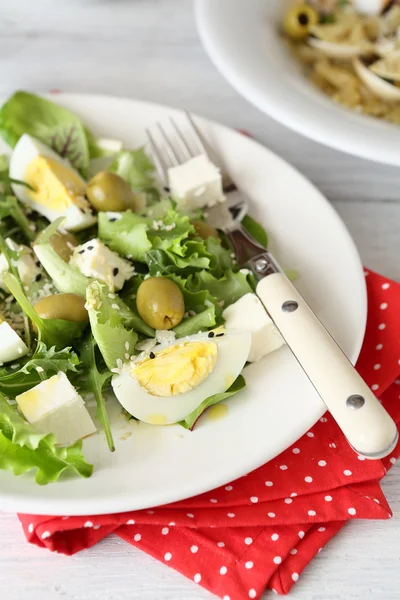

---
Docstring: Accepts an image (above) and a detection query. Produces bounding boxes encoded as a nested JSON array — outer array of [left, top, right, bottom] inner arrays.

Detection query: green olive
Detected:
[[283, 4, 318, 40], [191, 220, 219, 240], [49, 231, 78, 262], [136, 277, 185, 330], [32, 293, 88, 334], [86, 172, 139, 212]]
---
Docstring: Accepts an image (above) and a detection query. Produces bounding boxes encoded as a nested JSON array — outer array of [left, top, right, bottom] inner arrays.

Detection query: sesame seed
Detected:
[[216, 333, 224, 337], [108, 293, 116, 299], [87, 246, 94, 251], [125, 342, 130, 350], [35, 273, 42, 282], [208, 331, 215, 338], [35, 366, 44, 373], [113, 268, 119, 276], [109, 218, 117, 222], [111, 303, 120, 310], [78, 249, 85, 254], [149, 352, 155, 359], [124, 353, 130, 360]]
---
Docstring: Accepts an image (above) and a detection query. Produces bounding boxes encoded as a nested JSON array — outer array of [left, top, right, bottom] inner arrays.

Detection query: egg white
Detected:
[[9, 134, 96, 231], [111, 330, 251, 425]]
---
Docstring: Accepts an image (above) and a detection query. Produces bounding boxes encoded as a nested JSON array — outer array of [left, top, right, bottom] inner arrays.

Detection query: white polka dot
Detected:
[[373, 364, 381, 370], [84, 521, 93, 528], [28, 524, 34, 534], [320, 417, 328, 423], [304, 476, 313, 483], [376, 343, 383, 350], [382, 283, 390, 289], [273, 556, 282, 564], [378, 323, 386, 330], [318, 460, 327, 467], [298, 531, 305, 539], [217, 541, 225, 547], [41, 531, 51, 540], [220, 566, 227, 575], [225, 485, 233, 491], [318, 527, 326, 532], [357, 455, 366, 461], [168, 522, 175, 526], [61, 516, 69, 520], [364, 270, 369, 276], [380, 303, 388, 310], [265, 481, 273, 487], [325, 495, 333, 502], [348, 508, 356, 516], [280, 464, 288, 470], [245, 561, 254, 569], [308, 510, 316, 516], [290, 548, 297, 555], [390, 457, 397, 464], [292, 573, 299, 582], [250, 496, 258, 503], [227, 512, 235, 518], [344, 469, 352, 476], [93, 525, 101, 530], [210, 498, 218, 503], [271, 533, 279, 541], [164, 552, 172, 562], [291, 492, 298, 497], [223, 596, 230, 600], [374, 498, 380, 504], [187, 513, 194, 518], [371, 384, 379, 391], [194, 573, 201, 583], [147, 510, 155, 515], [307, 432, 314, 437], [292, 447, 300, 454], [245, 537, 253, 545], [329, 442, 337, 449], [285, 498, 293, 504], [249, 590, 257, 599], [134, 534, 141, 542], [268, 512, 276, 518], [126, 519, 135, 525], [161, 527, 169, 535]]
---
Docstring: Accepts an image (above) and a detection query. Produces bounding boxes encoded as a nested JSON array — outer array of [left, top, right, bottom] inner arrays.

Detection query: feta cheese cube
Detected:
[[168, 155, 225, 211], [70, 238, 134, 291], [0, 321, 29, 364], [222, 293, 285, 362], [0, 238, 41, 291], [16, 372, 96, 445]]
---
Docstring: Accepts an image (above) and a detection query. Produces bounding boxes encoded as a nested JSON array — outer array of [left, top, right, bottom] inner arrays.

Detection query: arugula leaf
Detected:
[[3, 272, 88, 348], [109, 148, 160, 201], [179, 375, 246, 430], [0, 341, 80, 397], [241, 215, 268, 248], [79, 335, 114, 452], [0, 393, 93, 484], [0, 196, 34, 242], [86, 281, 138, 370], [173, 305, 216, 337], [0, 91, 89, 173]]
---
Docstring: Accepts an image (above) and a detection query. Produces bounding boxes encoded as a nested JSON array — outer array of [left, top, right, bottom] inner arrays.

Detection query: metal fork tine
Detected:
[[185, 111, 208, 155], [146, 128, 168, 185], [169, 117, 194, 161], [157, 123, 180, 166]]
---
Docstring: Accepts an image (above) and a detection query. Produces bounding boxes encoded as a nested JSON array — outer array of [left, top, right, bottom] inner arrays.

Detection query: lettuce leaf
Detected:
[[98, 211, 152, 261], [0, 91, 89, 173], [0, 342, 80, 397], [86, 281, 138, 370], [241, 215, 268, 248], [173, 305, 216, 337], [0, 393, 93, 484], [0, 195, 34, 242], [179, 375, 246, 430], [187, 270, 253, 308], [109, 148, 160, 202]]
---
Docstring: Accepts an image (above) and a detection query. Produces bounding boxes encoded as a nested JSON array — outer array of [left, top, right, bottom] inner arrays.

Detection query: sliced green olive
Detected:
[[283, 4, 319, 40], [136, 277, 185, 330], [32, 293, 88, 334], [49, 231, 78, 262], [191, 220, 219, 240]]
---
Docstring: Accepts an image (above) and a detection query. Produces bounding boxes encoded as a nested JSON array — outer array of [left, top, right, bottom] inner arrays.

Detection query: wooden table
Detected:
[[1, 1, 399, 598]]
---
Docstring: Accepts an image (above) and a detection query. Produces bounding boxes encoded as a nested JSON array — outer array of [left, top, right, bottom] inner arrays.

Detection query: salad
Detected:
[[282, 1, 400, 123], [0, 91, 284, 486]]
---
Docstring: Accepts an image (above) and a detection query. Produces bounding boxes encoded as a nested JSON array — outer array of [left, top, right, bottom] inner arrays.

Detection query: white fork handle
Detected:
[[256, 273, 398, 459]]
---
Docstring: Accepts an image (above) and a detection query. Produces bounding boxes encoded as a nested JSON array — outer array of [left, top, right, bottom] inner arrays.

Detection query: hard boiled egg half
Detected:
[[9, 134, 96, 231], [112, 329, 251, 425]]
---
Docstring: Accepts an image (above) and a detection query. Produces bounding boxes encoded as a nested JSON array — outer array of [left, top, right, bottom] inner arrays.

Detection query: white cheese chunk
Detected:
[[0, 238, 41, 291], [0, 321, 29, 364], [168, 154, 225, 211], [222, 293, 285, 362], [70, 238, 134, 291], [16, 372, 96, 445]]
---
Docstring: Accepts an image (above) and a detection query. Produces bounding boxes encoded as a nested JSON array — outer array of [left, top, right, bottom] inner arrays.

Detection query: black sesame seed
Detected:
[[207, 331, 215, 338], [298, 12, 309, 26], [35, 273, 42, 282], [163, 186, 170, 193], [35, 261, 41, 267], [109, 217, 117, 222], [78, 249, 85, 254], [87, 245, 94, 251], [113, 267, 119, 276], [216, 333, 224, 337], [149, 352, 155, 359]]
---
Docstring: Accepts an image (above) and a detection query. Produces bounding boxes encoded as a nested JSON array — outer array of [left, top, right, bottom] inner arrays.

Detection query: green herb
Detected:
[[0, 196, 34, 242], [320, 13, 336, 24], [173, 305, 216, 337], [0, 392, 93, 484], [241, 214, 268, 248], [109, 148, 160, 202]]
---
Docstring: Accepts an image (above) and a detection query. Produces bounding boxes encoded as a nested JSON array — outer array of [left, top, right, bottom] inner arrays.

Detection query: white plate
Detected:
[[0, 94, 366, 516], [196, 0, 400, 167]]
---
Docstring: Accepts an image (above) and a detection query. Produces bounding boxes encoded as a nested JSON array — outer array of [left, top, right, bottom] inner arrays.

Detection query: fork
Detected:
[[146, 114, 398, 460]]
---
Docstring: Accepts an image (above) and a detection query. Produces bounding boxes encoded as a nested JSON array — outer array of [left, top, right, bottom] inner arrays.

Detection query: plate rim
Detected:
[[0, 92, 367, 515], [195, 0, 400, 168]]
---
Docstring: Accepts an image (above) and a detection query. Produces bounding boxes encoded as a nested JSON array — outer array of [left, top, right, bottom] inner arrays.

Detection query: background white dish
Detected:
[[196, 0, 400, 167], [0, 94, 366, 516]]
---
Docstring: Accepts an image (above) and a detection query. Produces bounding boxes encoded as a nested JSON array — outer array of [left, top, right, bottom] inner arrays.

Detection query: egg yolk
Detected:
[[24, 155, 88, 212], [131, 341, 218, 397]]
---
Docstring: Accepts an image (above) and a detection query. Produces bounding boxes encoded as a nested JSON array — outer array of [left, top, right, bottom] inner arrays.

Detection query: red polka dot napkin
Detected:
[[18, 269, 400, 599]]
